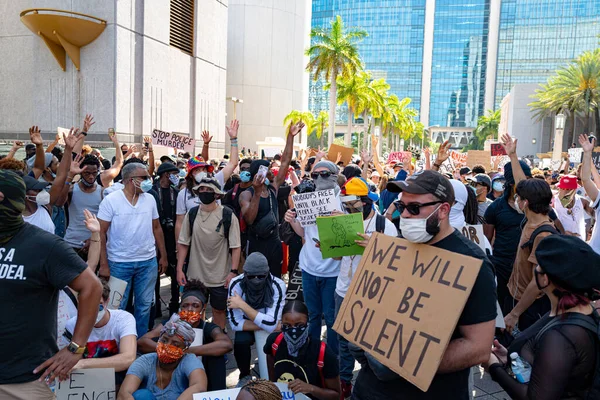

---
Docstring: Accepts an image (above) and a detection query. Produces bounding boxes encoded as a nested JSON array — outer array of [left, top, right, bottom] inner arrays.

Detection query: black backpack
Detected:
[[188, 205, 233, 242], [520, 224, 559, 252], [535, 311, 600, 399], [375, 213, 387, 234]]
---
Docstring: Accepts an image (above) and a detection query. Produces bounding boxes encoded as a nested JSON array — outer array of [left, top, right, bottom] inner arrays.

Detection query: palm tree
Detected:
[[306, 15, 367, 147], [314, 111, 329, 148], [334, 70, 371, 147], [475, 109, 501, 146], [283, 110, 315, 143]]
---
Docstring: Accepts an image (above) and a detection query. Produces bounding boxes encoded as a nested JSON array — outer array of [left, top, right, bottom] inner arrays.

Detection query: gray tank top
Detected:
[[64, 183, 103, 248]]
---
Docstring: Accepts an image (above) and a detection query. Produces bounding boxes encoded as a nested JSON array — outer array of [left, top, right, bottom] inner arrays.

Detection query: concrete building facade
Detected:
[[0, 1, 228, 157]]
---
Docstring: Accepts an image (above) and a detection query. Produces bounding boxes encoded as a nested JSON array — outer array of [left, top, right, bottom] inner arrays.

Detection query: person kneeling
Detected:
[[264, 300, 340, 400], [138, 280, 232, 391], [119, 314, 207, 400]]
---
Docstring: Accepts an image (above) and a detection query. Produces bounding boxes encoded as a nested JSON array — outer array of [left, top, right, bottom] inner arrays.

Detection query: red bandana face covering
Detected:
[[156, 342, 185, 364], [179, 310, 201, 325]]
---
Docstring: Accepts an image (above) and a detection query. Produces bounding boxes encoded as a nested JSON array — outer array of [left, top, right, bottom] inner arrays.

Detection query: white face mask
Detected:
[[511, 197, 525, 214], [194, 171, 207, 183], [95, 305, 106, 325], [399, 204, 442, 243], [28, 190, 50, 206]]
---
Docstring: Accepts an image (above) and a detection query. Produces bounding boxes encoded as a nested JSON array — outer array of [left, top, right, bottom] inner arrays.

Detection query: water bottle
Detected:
[[510, 352, 531, 383]]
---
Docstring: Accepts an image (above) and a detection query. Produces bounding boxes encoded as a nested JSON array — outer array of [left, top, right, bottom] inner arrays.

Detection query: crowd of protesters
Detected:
[[1, 114, 600, 400]]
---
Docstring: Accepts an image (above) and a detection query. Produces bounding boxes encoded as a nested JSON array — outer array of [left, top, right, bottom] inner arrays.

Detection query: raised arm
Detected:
[[220, 120, 240, 182], [101, 131, 123, 187], [201, 130, 212, 161], [98, 219, 111, 278], [501, 133, 525, 185], [423, 147, 431, 171], [50, 129, 85, 207], [6, 141, 23, 159], [360, 150, 373, 180], [432, 141, 451, 172], [275, 121, 304, 189], [579, 134, 599, 203], [29, 126, 46, 178], [75, 114, 95, 156], [240, 180, 264, 225], [46, 133, 61, 154]]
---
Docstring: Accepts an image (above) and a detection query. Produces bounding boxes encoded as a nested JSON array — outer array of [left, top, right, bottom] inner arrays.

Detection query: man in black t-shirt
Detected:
[[351, 170, 497, 400], [0, 170, 102, 399]]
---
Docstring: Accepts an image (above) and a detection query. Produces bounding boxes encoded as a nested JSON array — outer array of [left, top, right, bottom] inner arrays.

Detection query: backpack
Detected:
[[228, 183, 247, 233], [188, 205, 233, 242], [375, 213, 386, 234], [520, 224, 559, 252], [534, 311, 600, 399], [271, 332, 327, 388]]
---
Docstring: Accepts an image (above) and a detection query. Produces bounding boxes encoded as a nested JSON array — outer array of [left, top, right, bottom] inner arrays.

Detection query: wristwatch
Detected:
[[67, 341, 86, 355], [230, 269, 239, 275]]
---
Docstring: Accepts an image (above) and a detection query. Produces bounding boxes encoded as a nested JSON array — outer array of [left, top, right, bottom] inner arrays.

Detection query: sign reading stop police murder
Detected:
[[152, 129, 196, 153], [333, 233, 482, 392], [291, 189, 337, 227]]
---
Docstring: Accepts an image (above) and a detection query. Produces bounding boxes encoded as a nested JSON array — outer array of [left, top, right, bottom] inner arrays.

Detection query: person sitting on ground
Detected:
[[236, 379, 283, 400], [119, 314, 207, 400], [265, 301, 340, 400], [64, 278, 137, 385], [138, 280, 233, 391], [484, 235, 600, 399], [228, 253, 287, 386]]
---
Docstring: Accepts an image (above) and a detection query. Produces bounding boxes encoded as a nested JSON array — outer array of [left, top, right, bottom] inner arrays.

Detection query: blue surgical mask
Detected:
[[169, 174, 180, 186], [492, 181, 504, 192], [240, 171, 251, 183], [179, 169, 186, 178], [140, 179, 153, 193], [265, 178, 270, 186]]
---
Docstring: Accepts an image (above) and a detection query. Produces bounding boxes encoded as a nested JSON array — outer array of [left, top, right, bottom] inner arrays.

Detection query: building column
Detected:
[[419, 0, 436, 128], [484, 0, 501, 112]]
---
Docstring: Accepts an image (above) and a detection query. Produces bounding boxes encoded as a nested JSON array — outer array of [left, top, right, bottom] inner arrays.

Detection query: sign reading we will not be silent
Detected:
[[333, 233, 482, 392], [152, 129, 196, 153]]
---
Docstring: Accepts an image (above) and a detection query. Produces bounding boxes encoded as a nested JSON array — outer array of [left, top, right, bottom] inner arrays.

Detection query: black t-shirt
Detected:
[[0, 224, 88, 384], [264, 333, 338, 398], [353, 230, 497, 400], [222, 184, 251, 219]]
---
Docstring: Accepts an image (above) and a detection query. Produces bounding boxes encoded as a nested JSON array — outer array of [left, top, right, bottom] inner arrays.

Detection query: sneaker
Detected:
[[236, 374, 254, 388], [341, 380, 352, 399]]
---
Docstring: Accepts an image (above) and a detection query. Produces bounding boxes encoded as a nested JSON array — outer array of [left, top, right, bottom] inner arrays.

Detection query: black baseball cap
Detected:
[[387, 170, 455, 204], [459, 167, 472, 176], [25, 144, 36, 151], [467, 173, 491, 190], [536, 235, 600, 297], [23, 175, 48, 191]]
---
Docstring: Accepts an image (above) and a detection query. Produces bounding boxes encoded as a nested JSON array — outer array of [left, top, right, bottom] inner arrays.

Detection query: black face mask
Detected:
[[534, 269, 549, 291], [361, 197, 373, 220], [198, 192, 216, 205]]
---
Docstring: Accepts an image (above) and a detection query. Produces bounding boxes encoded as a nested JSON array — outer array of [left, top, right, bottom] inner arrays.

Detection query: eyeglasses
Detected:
[[246, 274, 267, 280], [397, 201, 443, 216], [311, 171, 333, 179]]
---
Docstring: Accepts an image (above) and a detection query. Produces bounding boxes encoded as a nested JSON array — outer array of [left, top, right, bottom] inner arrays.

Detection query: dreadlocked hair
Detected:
[[464, 183, 479, 225], [241, 378, 282, 400]]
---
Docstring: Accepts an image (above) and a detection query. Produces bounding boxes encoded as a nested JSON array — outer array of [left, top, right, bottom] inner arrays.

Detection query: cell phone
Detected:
[[312, 238, 320, 245], [108, 128, 115, 138], [257, 165, 269, 179], [589, 135, 596, 144], [145, 142, 149, 149]]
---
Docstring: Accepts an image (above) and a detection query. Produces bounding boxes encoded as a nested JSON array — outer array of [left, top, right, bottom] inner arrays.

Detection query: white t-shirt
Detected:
[[97, 190, 159, 262], [336, 214, 398, 298], [589, 197, 600, 255], [65, 309, 137, 357], [23, 206, 55, 234], [176, 171, 225, 215]]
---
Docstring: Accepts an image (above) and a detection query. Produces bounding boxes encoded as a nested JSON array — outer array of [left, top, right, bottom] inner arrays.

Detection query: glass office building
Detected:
[[495, 0, 600, 107], [309, 0, 426, 123]]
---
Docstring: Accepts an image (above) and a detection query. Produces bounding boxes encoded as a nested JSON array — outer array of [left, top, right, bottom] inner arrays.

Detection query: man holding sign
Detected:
[[349, 170, 496, 399]]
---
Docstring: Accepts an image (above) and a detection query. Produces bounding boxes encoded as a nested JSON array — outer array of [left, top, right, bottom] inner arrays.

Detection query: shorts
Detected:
[[206, 285, 228, 311]]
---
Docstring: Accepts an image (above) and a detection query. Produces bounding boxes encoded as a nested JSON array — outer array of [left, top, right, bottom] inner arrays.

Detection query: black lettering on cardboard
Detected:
[[355, 269, 373, 298], [437, 260, 451, 287], [413, 332, 441, 376], [343, 300, 363, 335], [386, 322, 416, 367], [412, 252, 439, 278], [354, 306, 371, 342], [370, 237, 395, 267], [387, 244, 407, 271], [452, 265, 468, 291], [358, 309, 375, 350], [69, 372, 85, 389], [378, 276, 395, 304], [367, 276, 381, 300], [396, 286, 414, 314], [410, 292, 430, 322], [374, 319, 397, 356]]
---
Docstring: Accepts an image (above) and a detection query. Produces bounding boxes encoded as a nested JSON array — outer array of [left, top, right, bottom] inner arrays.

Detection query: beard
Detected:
[[425, 210, 441, 236]]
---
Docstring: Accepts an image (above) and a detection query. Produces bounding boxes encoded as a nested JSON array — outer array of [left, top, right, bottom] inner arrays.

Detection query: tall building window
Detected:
[[170, 0, 194, 56]]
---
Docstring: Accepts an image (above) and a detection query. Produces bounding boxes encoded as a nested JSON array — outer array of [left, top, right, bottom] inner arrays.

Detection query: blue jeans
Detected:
[[109, 258, 158, 337], [301, 270, 338, 355], [335, 292, 356, 383], [133, 389, 156, 400]]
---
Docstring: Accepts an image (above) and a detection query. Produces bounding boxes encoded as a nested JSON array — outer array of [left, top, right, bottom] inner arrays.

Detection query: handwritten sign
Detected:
[[152, 129, 196, 153], [107, 276, 127, 310], [57, 127, 70, 145], [590, 152, 600, 170], [568, 148, 583, 164], [387, 151, 412, 166], [461, 224, 486, 251], [316, 213, 365, 259], [467, 150, 490, 169], [490, 143, 507, 156], [327, 143, 354, 165], [193, 382, 309, 400], [291, 189, 337, 227], [57, 290, 78, 349], [449, 150, 467, 164], [286, 263, 304, 302], [333, 233, 483, 391], [55, 368, 115, 400]]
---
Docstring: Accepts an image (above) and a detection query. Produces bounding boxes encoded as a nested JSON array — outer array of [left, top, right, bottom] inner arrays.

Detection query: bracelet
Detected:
[[203, 143, 209, 147], [433, 163, 442, 168], [231, 142, 238, 146], [230, 269, 239, 275], [81, 131, 88, 136], [65, 181, 71, 186]]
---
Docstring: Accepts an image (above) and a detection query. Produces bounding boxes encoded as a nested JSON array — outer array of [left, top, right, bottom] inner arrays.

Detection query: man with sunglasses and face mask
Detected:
[[98, 162, 168, 337], [351, 170, 497, 400]]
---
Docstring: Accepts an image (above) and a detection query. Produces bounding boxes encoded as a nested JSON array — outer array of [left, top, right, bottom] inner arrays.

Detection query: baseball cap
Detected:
[[22, 175, 49, 191], [387, 170, 455, 205], [557, 175, 578, 190], [342, 177, 379, 202], [371, 171, 380, 178], [459, 167, 472, 176], [467, 173, 491, 190], [192, 177, 224, 195], [25, 144, 36, 151]]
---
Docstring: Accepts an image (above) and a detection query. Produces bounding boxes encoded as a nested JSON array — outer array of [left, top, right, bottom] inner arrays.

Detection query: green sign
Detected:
[[316, 213, 365, 259]]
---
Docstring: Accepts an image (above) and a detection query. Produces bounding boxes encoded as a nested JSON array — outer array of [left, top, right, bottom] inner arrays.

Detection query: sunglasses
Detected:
[[246, 274, 267, 280], [311, 171, 333, 179], [397, 201, 442, 216]]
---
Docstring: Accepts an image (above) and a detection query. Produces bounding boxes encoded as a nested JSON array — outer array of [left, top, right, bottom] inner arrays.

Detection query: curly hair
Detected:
[[241, 379, 282, 400], [183, 279, 208, 297], [0, 158, 26, 173]]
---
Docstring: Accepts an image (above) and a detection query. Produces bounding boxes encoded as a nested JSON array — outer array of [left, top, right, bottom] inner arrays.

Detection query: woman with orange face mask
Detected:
[[137, 280, 233, 391], [118, 314, 207, 400]]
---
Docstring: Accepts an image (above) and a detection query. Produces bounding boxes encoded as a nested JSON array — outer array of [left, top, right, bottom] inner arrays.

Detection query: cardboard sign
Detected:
[[490, 143, 507, 156], [291, 189, 338, 227], [152, 129, 196, 153], [262, 148, 281, 158], [55, 368, 115, 400], [333, 234, 483, 391], [568, 148, 583, 164], [495, 301, 505, 329], [316, 213, 365, 259], [107, 276, 128, 310], [191, 328, 204, 347], [467, 150, 490, 169], [387, 151, 412, 165], [286, 263, 304, 302], [193, 382, 309, 400], [449, 150, 467, 164], [327, 143, 354, 165], [57, 127, 70, 145], [461, 224, 486, 251]]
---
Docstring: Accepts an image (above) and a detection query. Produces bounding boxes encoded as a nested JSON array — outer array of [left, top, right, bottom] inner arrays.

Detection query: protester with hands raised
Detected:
[[579, 133, 600, 254]]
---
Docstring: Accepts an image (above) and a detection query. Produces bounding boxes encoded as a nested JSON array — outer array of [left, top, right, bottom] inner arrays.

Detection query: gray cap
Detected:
[[243, 252, 270, 275], [313, 160, 338, 174], [22, 175, 48, 191], [467, 173, 491, 190]]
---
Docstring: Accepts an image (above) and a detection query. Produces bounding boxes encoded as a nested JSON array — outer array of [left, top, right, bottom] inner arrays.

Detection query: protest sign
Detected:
[[152, 129, 196, 153], [327, 143, 354, 165], [461, 224, 486, 251], [467, 150, 490, 169], [262, 148, 281, 158], [193, 382, 309, 400], [495, 302, 505, 329], [55, 368, 115, 400], [333, 233, 483, 391], [191, 328, 204, 347], [591, 152, 600, 170], [286, 263, 304, 302], [291, 189, 337, 227], [316, 213, 365, 259], [490, 143, 507, 156], [387, 151, 412, 165], [568, 148, 583, 164], [107, 276, 127, 310], [449, 150, 467, 165], [57, 127, 69, 145]]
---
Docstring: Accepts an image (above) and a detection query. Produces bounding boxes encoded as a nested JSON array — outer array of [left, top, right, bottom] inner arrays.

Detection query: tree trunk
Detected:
[[595, 107, 600, 137], [566, 113, 576, 149], [328, 72, 337, 147], [320, 126, 325, 148], [363, 111, 368, 151], [345, 108, 353, 147]]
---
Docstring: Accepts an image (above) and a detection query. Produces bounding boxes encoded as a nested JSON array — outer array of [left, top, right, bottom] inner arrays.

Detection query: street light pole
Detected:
[[227, 97, 244, 120], [552, 112, 566, 165]]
